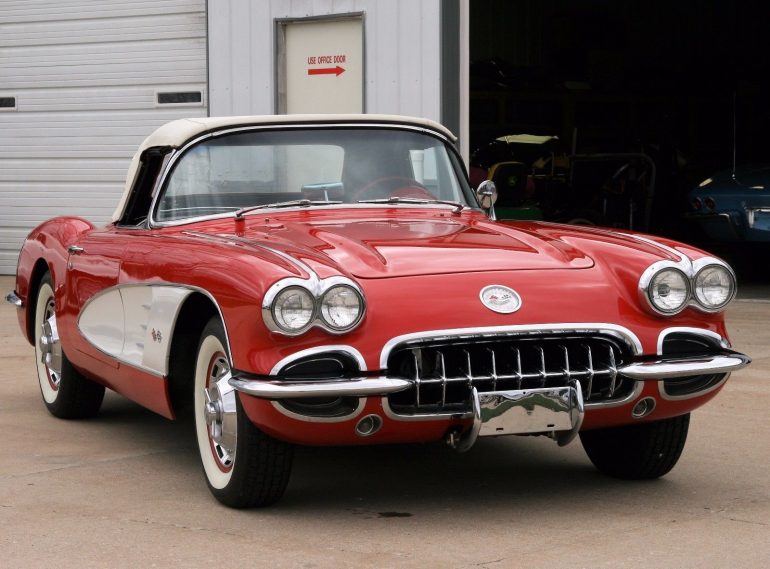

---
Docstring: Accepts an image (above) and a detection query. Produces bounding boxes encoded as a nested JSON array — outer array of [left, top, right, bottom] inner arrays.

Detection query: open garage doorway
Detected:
[[469, 0, 770, 273]]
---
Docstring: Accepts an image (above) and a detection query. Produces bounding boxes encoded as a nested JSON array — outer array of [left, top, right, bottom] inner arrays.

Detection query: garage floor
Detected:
[[1, 275, 767, 568]]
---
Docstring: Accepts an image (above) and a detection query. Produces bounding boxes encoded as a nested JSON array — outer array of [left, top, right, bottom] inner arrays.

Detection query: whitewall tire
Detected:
[[193, 317, 294, 508], [33, 272, 104, 418]]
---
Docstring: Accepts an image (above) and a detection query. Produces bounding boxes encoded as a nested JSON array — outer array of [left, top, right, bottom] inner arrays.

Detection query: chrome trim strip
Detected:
[[269, 345, 367, 375], [622, 233, 687, 263], [228, 376, 410, 399], [379, 323, 644, 369], [656, 327, 730, 354], [270, 398, 366, 424], [5, 291, 22, 307], [658, 373, 731, 402], [617, 353, 750, 380]]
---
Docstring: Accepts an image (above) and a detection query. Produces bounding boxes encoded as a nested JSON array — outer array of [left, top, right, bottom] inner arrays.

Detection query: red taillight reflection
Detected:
[[705, 197, 716, 210], [693, 198, 703, 211]]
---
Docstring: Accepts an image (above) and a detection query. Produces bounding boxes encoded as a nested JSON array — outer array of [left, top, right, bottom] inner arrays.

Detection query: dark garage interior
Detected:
[[469, 0, 770, 275]]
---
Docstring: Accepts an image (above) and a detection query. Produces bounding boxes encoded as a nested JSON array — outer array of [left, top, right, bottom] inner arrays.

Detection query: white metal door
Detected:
[[0, 0, 208, 274]]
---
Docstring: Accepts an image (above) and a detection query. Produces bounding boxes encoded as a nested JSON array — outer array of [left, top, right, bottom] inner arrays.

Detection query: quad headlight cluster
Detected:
[[263, 277, 365, 335], [640, 259, 736, 316]]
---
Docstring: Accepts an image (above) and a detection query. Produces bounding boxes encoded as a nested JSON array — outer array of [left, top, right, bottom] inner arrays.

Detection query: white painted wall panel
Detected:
[[0, 0, 208, 274], [208, 0, 442, 121]]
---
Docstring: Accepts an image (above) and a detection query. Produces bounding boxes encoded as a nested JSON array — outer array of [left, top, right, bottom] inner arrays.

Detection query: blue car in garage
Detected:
[[688, 166, 770, 243]]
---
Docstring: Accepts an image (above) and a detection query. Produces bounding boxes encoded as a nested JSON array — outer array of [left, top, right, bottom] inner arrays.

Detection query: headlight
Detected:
[[320, 285, 363, 331], [648, 268, 690, 314], [694, 265, 735, 310], [272, 286, 314, 332]]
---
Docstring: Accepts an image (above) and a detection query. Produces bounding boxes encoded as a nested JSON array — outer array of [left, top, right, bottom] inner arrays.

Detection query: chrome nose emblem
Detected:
[[480, 285, 522, 314]]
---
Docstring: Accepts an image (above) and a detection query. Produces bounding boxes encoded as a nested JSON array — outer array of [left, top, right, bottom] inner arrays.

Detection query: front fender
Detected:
[[14, 216, 95, 344]]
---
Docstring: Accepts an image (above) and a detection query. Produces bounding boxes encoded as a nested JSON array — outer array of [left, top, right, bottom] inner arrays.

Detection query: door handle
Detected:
[[67, 245, 85, 255]]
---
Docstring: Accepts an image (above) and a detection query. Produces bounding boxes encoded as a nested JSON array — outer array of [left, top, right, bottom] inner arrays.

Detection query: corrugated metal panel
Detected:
[[208, 0, 442, 120], [0, 0, 207, 274]]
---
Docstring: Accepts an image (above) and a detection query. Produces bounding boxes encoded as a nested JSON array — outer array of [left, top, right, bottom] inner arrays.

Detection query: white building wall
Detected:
[[0, 0, 208, 274], [208, 0, 442, 122]]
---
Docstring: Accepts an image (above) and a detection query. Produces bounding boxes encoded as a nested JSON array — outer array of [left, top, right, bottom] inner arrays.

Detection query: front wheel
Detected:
[[34, 272, 104, 418], [580, 414, 690, 479], [193, 317, 293, 508]]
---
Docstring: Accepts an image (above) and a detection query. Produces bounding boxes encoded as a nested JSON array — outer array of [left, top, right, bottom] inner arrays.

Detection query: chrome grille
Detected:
[[386, 334, 635, 415]]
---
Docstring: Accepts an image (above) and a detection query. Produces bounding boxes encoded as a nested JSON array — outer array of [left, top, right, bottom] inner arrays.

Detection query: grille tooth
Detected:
[[607, 345, 618, 397], [387, 335, 635, 415], [584, 343, 595, 399], [436, 351, 447, 410]]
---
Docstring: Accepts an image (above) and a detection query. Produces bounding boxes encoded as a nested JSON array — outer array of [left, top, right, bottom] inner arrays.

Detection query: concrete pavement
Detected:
[[1, 275, 767, 568]]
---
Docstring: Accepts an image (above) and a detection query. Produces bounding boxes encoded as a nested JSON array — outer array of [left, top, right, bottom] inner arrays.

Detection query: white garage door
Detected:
[[0, 0, 208, 274]]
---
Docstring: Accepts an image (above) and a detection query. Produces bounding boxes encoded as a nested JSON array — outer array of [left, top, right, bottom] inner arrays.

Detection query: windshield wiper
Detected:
[[234, 199, 342, 218], [356, 196, 469, 214]]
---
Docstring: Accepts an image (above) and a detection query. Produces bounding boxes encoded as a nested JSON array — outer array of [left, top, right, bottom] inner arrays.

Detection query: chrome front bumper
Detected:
[[229, 376, 411, 398], [229, 351, 749, 451], [228, 352, 751, 400]]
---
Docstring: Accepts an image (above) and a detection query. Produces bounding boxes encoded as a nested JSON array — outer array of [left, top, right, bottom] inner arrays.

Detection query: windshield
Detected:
[[154, 127, 474, 222]]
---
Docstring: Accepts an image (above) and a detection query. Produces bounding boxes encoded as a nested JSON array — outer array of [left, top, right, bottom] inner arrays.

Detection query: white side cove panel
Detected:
[[78, 285, 193, 376], [208, 0, 442, 120], [0, 0, 208, 274]]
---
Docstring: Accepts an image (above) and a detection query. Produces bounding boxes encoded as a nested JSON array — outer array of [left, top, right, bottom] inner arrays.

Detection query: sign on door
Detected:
[[279, 17, 364, 114]]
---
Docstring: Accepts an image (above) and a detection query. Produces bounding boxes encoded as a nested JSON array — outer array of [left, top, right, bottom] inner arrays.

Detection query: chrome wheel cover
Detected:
[[39, 299, 62, 389], [203, 354, 237, 471]]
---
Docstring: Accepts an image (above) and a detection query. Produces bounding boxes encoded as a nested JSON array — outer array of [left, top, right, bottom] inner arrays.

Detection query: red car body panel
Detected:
[[13, 206, 733, 443]]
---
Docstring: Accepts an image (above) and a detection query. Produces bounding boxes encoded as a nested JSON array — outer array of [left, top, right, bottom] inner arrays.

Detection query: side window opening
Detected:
[[118, 147, 171, 227]]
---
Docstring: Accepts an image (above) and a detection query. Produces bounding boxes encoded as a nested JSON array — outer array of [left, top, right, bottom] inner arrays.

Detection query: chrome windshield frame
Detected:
[[147, 122, 477, 229]]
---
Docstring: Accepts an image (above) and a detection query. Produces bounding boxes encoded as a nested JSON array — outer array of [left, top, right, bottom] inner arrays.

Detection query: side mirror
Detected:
[[475, 180, 498, 220]]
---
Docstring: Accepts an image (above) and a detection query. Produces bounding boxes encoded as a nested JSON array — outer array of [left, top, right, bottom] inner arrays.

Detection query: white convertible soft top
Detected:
[[112, 114, 456, 222]]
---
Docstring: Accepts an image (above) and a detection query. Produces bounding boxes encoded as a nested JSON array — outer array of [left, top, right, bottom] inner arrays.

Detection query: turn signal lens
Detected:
[[272, 287, 314, 332], [320, 285, 363, 330], [694, 265, 735, 311], [649, 269, 690, 314]]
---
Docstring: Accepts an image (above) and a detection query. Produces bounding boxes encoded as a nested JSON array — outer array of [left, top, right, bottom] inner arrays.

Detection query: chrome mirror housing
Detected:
[[476, 180, 498, 220]]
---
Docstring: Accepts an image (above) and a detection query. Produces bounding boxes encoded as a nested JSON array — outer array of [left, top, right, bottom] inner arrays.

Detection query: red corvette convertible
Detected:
[[6, 115, 750, 508]]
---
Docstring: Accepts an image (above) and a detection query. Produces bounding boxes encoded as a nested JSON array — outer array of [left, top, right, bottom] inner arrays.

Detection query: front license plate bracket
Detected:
[[449, 381, 584, 452]]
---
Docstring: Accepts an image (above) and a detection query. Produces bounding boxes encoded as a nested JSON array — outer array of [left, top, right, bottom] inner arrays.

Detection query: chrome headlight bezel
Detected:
[[643, 266, 691, 315], [319, 284, 365, 332], [692, 263, 736, 312], [269, 285, 316, 334], [638, 256, 736, 317], [262, 276, 366, 336]]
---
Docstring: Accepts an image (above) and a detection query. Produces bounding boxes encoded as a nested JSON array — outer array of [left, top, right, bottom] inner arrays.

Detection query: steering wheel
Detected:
[[352, 176, 436, 201]]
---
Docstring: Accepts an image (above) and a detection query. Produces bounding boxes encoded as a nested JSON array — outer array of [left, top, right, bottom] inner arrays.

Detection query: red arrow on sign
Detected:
[[308, 66, 345, 76]]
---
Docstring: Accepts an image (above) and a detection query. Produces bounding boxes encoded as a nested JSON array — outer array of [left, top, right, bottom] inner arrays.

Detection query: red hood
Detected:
[[187, 210, 595, 279]]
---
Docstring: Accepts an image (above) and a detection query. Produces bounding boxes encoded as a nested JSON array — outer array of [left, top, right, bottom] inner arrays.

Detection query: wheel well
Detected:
[[25, 259, 51, 344], [167, 293, 220, 418]]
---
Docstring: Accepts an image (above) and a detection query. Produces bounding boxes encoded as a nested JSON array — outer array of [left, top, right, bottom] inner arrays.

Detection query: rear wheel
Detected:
[[580, 414, 690, 479], [193, 317, 293, 508], [33, 272, 104, 419]]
